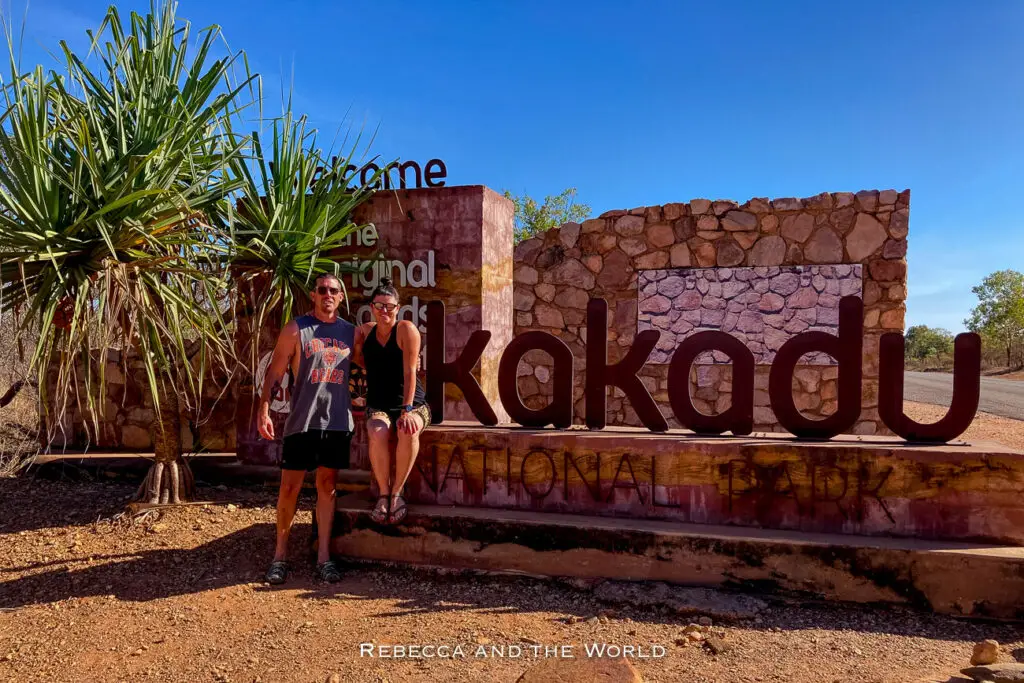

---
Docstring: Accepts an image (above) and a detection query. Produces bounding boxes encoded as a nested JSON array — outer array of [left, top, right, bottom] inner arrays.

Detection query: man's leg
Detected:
[[274, 469, 306, 562], [314, 466, 338, 565]]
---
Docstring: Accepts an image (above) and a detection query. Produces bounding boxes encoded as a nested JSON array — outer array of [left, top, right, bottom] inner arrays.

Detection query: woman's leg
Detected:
[[392, 410, 426, 507], [366, 414, 393, 520]]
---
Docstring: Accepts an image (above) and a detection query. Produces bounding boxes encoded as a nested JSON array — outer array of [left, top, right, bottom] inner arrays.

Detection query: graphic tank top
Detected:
[[282, 315, 355, 437]]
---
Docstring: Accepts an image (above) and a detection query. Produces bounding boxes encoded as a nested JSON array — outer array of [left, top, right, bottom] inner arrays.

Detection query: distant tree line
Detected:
[[907, 269, 1024, 371]]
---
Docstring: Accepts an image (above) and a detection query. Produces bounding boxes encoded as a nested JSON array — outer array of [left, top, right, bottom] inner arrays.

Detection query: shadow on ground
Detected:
[[1, 476, 1024, 650]]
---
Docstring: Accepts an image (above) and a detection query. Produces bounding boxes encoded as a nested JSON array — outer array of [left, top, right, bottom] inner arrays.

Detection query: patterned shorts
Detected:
[[365, 403, 431, 431]]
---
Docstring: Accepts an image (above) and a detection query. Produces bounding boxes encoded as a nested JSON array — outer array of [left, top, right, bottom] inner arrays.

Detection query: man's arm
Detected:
[[352, 322, 372, 368], [257, 320, 299, 441]]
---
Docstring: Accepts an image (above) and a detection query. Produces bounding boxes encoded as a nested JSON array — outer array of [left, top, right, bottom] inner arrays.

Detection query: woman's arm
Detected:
[[397, 321, 421, 407]]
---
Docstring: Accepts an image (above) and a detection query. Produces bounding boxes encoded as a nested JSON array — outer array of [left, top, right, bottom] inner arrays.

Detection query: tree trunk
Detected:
[[134, 381, 194, 504]]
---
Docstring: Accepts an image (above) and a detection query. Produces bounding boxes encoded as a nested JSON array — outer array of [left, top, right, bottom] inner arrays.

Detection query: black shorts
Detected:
[[280, 430, 353, 471]]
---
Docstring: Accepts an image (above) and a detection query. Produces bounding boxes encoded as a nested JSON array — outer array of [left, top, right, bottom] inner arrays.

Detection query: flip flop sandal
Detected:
[[265, 560, 288, 585], [388, 496, 408, 525], [369, 495, 389, 524], [317, 560, 342, 583]]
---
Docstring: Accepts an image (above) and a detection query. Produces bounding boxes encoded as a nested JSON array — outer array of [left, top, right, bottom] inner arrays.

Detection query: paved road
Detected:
[[904, 371, 1024, 421]]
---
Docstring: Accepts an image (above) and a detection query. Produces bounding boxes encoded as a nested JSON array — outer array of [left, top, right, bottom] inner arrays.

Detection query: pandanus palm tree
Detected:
[[0, 1, 391, 504], [226, 109, 390, 377], [0, 1, 252, 503]]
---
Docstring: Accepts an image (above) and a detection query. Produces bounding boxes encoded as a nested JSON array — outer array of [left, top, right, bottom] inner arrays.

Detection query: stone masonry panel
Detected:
[[638, 264, 863, 365]]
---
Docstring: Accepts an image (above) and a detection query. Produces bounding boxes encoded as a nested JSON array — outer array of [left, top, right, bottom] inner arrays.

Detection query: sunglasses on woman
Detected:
[[372, 302, 398, 312]]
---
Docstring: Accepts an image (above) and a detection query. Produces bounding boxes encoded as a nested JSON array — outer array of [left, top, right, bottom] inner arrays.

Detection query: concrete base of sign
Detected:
[[393, 424, 1024, 545], [329, 493, 1024, 620]]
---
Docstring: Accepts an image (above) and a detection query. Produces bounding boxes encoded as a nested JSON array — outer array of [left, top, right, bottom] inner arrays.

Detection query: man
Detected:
[[257, 273, 355, 584]]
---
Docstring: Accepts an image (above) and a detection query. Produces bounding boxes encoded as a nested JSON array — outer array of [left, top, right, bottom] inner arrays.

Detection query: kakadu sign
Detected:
[[426, 297, 982, 444]]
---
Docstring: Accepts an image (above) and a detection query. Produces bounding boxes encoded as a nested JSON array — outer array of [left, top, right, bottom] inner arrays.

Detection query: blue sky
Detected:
[[10, 0, 1024, 332]]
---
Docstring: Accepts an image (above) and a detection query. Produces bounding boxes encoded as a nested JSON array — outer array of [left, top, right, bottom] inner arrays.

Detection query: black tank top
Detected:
[[363, 323, 426, 411]]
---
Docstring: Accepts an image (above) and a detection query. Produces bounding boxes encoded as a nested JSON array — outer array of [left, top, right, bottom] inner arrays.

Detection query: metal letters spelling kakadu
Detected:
[[425, 297, 981, 443]]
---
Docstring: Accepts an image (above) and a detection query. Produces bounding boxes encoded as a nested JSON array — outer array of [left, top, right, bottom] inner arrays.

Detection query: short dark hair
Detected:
[[313, 272, 342, 290], [371, 276, 399, 302]]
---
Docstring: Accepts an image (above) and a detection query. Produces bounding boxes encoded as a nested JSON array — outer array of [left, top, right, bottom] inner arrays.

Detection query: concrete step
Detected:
[[330, 493, 1024, 620]]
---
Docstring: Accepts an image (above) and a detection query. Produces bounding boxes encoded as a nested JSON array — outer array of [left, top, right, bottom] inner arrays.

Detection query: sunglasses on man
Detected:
[[316, 285, 341, 296]]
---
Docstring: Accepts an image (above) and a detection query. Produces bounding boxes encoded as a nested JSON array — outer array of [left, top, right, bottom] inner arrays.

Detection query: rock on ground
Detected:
[[517, 656, 643, 682]]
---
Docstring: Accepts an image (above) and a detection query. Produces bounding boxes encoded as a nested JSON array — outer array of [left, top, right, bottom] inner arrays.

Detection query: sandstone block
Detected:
[[670, 243, 691, 267], [514, 289, 536, 311], [804, 192, 832, 210], [636, 251, 669, 269], [879, 189, 898, 206], [694, 243, 717, 267], [514, 237, 544, 265], [673, 216, 696, 241], [559, 222, 581, 249], [716, 239, 744, 267], [869, 258, 907, 283], [534, 304, 565, 329], [550, 258, 596, 289], [620, 237, 648, 256], [744, 197, 771, 212], [733, 231, 759, 250], [847, 213, 888, 260], [677, 291, 703, 311], [663, 202, 686, 220], [761, 214, 779, 232], [554, 287, 589, 310], [597, 233, 619, 253], [646, 222, 676, 248], [597, 250, 633, 290], [833, 192, 855, 207], [789, 288, 819, 309], [514, 265, 538, 285], [614, 215, 645, 236], [690, 199, 712, 215], [770, 273, 800, 296], [780, 214, 815, 243], [713, 200, 738, 216], [658, 276, 686, 297], [581, 218, 605, 234], [828, 206, 857, 234], [880, 307, 904, 330], [721, 210, 758, 232], [864, 308, 880, 328], [516, 312, 533, 327], [804, 228, 843, 263], [883, 239, 907, 259], [535, 283, 556, 302], [697, 215, 720, 232], [889, 208, 909, 238], [758, 293, 785, 313], [773, 197, 803, 211], [748, 235, 786, 266], [855, 190, 879, 212], [583, 254, 603, 273]]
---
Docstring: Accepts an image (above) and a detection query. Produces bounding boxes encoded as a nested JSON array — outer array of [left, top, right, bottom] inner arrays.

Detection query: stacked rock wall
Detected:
[[512, 190, 909, 435]]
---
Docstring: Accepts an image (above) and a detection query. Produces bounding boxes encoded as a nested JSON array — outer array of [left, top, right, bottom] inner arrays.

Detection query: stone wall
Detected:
[[44, 349, 236, 453], [512, 190, 909, 435]]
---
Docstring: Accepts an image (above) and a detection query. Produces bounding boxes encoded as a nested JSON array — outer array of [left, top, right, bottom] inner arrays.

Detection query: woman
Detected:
[[354, 277, 430, 524]]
